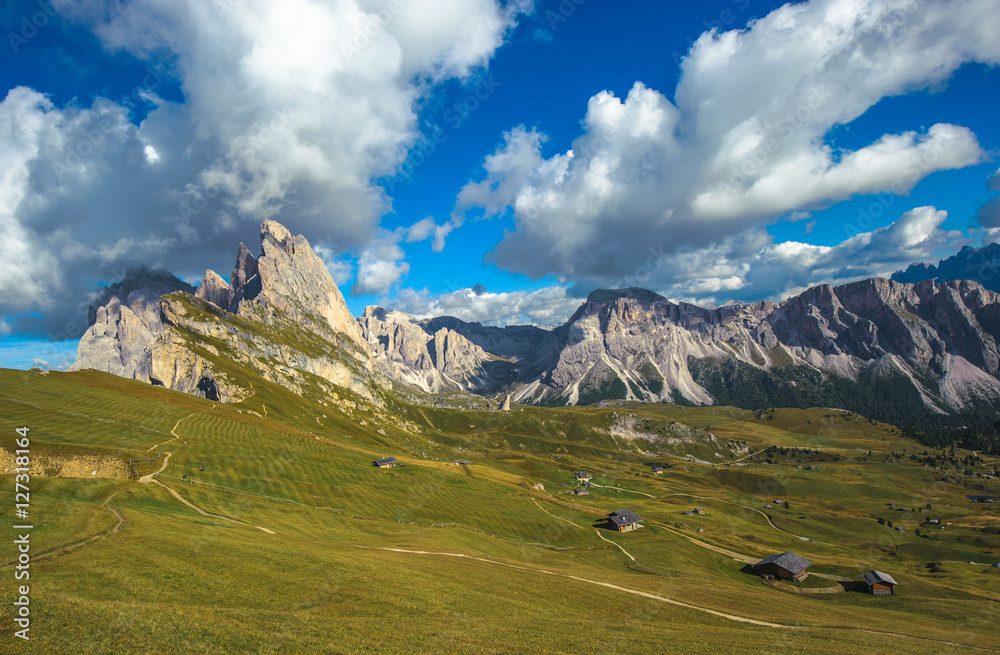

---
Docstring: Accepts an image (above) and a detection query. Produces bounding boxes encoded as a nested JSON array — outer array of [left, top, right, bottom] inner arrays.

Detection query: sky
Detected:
[[2, 0, 1000, 370]]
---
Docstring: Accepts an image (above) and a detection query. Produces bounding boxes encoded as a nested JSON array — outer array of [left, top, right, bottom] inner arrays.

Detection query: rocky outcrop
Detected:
[[72, 296, 158, 380], [893, 243, 1000, 292], [238, 220, 367, 353], [74, 223, 1000, 419], [194, 269, 231, 310], [0, 447, 130, 480], [74, 220, 376, 404], [72, 269, 194, 380], [228, 243, 260, 313], [369, 280, 1000, 415], [85, 268, 195, 327], [359, 306, 506, 393]]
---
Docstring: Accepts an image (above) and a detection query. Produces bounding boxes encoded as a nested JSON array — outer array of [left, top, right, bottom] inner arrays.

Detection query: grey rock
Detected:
[[228, 243, 259, 313], [370, 280, 1000, 413], [74, 220, 376, 403], [73, 269, 194, 376], [359, 306, 496, 393], [194, 269, 231, 310], [239, 220, 367, 353], [72, 296, 156, 380]]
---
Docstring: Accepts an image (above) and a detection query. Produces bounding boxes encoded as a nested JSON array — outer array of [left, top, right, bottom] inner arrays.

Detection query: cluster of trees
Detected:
[[908, 448, 986, 474], [754, 445, 836, 465], [690, 358, 1000, 453]]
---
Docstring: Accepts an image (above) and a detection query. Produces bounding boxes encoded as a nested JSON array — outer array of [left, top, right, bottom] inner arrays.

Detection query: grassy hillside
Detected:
[[1, 368, 998, 654]]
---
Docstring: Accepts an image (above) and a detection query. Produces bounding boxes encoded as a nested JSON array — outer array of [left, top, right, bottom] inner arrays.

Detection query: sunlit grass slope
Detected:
[[1, 368, 997, 654]]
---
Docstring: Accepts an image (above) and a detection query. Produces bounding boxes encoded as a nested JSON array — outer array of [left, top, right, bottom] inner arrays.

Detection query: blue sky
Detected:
[[2, 0, 1000, 370]]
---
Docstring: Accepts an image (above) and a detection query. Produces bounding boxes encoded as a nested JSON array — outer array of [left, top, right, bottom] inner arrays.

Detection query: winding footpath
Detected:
[[14, 491, 127, 565], [356, 545, 790, 628], [356, 545, 998, 651], [659, 492, 809, 540], [592, 529, 636, 562], [147, 412, 197, 452], [531, 498, 586, 529], [139, 452, 276, 534]]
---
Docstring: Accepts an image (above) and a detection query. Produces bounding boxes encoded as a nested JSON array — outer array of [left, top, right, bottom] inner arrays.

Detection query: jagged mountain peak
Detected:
[[73, 222, 1000, 422], [74, 219, 375, 403], [232, 219, 367, 351], [261, 218, 294, 246], [892, 241, 1000, 291]]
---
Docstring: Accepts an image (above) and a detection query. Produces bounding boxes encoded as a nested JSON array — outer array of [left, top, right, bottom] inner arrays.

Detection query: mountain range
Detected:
[[73, 221, 1000, 425]]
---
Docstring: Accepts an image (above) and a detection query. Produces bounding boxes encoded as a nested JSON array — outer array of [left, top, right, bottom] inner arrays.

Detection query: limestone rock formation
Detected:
[[73, 224, 1000, 419], [72, 296, 157, 380], [228, 243, 260, 313], [72, 269, 194, 380], [892, 242, 1000, 292], [359, 306, 502, 393], [194, 269, 231, 310], [238, 220, 367, 352], [74, 220, 375, 403], [370, 280, 1000, 415]]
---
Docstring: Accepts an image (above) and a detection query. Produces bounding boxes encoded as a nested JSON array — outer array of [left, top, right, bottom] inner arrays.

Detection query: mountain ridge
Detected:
[[72, 226, 1000, 424]]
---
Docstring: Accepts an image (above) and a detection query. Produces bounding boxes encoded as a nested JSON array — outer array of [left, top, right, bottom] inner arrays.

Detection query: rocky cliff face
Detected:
[[239, 220, 367, 350], [74, 220, 376, 403], [358, 306, 514, 393], [71, 269, 194, 380], [528, 280, 1000, 411], [368, 280, 1000, 415], [74, 224, 1000, 419]]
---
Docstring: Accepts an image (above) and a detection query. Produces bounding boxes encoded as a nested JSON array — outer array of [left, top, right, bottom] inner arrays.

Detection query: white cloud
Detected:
[[351, 231, 410, 296], [405, 217, 437, 243], [313, 243, 354, 286], [456, 0, 999, 286], [398, 215, 457, 252], [2, 0, 529, 335], [387, 284, 581, 327], [742, 206, 964, 302], [575, 205, 965, 307]]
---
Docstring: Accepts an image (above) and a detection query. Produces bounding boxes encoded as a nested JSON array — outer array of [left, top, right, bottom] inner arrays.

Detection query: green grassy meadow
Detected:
[[1, 368, 998, 654]]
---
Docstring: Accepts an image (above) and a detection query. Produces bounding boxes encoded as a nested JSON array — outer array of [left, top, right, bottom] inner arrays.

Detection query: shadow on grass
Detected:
[[838, 580, 869, 593]]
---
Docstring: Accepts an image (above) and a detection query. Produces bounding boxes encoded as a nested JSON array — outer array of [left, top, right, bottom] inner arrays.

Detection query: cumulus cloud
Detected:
[[386, 284, 581, 326], [456, 0, 998, 288], [2, 0, 530, 335], [701, 206, 963, 305], [351, 231, 410, 296]]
